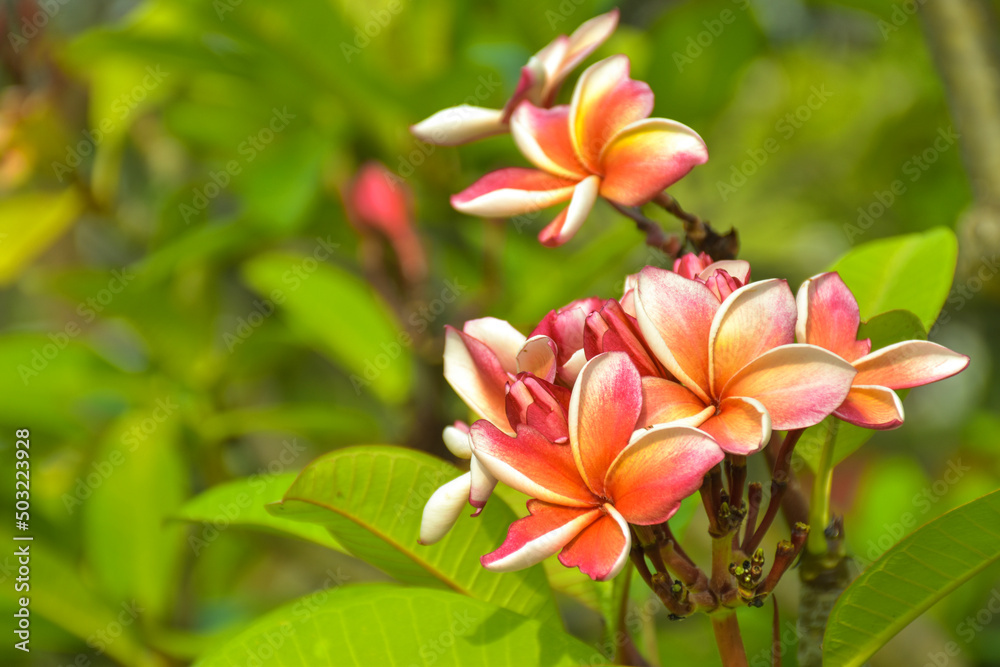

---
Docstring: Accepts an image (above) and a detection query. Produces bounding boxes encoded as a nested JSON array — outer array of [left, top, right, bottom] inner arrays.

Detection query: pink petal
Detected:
[[469, 455, 498, 516], [510, 104, 587, 179], [411, 106, 507, 146], [482, 500, 601, 573], [699, 260, 751, 285], [605, 425, 724, 524], [709, 279, 797, 398], [795, 273, 871, 362], [673, 252, 713, 279], [419, 472, 472, 545], [516, 335, 557, 382], [537, 175, 600, 247], [635, 266, 718, 403], [569, 55, 654, 174], [470, 421, 595, 507], [443, 326, 511, 431], [833, 385, 904, 430], [637, 376, 711, 429], [533, 36, 571, 88], [599, 118, 709, 206], [562, 349, 587, 384], [463, 317, 526, 374], [500, 56, 548, 122], [583, 299, 663, 377], [568, 352, 643, 497], [557, 504, 630, 581], [451, 168, 578, 218], [721, 344, 858, 430], [852, 340, 970, 390], [698, 397, 772, 455], [547, 9, 620, 97], [504, 373, 571, 444]]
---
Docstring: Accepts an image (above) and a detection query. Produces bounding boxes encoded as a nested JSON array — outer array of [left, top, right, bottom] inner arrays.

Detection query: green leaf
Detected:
[[83, 407, 189, 621], [172, 473, 344, 553], [241, 252, 411, 404], [198, 403, 381, 444], [795, 310, 925, 470], [824, 489, 1000, 667], [266, 446, 559, 624], [194, 584, 602, 667], [0, 189, 83, 285], [830, 227, 958, 330]]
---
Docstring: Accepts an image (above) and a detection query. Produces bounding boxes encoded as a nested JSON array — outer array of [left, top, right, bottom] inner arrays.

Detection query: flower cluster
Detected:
[[420, 251, 969, 582], [412, 10, 708, 247]]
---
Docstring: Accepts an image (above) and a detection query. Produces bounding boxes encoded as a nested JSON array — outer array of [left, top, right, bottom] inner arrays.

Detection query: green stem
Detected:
[[807, 421, 838, 554], [613, 564, 633, 665], [710, 612, 749, 667]]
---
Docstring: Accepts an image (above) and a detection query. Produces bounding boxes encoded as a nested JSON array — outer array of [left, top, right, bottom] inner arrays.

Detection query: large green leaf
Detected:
[[266, 446, 559, 624], [194, 584, 602, 667], [830, 227, 958, 330], [241, 252, 411, 404], [824, 489, 1000, 667], [172, 473, 344, 554], [0, 189, 83, 285], [795, 310, 925, 470], [83, 407, 189, 621]]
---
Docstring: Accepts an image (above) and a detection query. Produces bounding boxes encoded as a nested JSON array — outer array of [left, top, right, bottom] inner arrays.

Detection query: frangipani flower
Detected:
[[796, 272, 970, 429], [344, 161, 427, 282], [451, 55, 709, 247], [634, 267, 858, 455], [410, 11, 619, 146], [472, 352, 724, 580], [672, 252, 750, 302], [419, 316, 564, 544]]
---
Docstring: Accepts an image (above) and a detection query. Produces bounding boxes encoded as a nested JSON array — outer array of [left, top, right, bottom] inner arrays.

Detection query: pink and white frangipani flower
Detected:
[[420, 317, 562, 545], [796, 272, 970, 429], [529, 296, 604, 384], [634, 267, 858, 455], [472, 352, 725, 581], [451, 55, 709, 247], [410, 11, 619, 146]]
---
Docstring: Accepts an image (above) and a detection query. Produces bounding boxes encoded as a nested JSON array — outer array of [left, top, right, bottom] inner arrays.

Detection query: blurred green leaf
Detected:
[[172, 473, 344, 553], [0, 190, 83, 285], [796, 310, 925, 470], [824, 489, 1000, 667], [193, 584, 602, 667], [241, 251, 412, 404], [830, 227, 958, 330], [199, 403, 381, 443], [83, 407, 189, 621], [267, 446, 560, 624]]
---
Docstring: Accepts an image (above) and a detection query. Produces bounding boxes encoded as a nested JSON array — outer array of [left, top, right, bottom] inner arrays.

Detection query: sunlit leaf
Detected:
[[824, 489, 1000, 667], [193, 584, 602, 667], [267, 446, 560, 624], [0, 189, 83, 285]]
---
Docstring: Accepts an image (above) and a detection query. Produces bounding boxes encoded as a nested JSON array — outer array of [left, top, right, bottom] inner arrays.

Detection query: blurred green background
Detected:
[[2, 0, 999, 665]]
